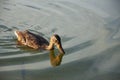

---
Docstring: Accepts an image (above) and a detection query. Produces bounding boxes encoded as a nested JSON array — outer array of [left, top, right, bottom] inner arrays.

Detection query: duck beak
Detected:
[[57, 44, 65, 54]]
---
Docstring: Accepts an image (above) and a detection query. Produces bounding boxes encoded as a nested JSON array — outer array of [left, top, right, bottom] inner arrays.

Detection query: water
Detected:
[[0, 0, 120, 80]]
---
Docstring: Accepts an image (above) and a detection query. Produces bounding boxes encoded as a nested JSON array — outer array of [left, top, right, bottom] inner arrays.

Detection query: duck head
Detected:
[[50, 34, 65, 54]]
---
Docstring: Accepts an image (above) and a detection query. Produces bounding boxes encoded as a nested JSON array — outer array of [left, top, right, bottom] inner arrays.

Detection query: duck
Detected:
[[14, 30, 65, 54]]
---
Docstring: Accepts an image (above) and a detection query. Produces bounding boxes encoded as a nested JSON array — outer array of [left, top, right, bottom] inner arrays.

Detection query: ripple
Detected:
[[0, 60, 50, 72], [23, 5, 41, 10], [0, 25, 12, 32], [106, 17, 120, 40], [65, 40, 95, 55], [2, 0, 16, 6], [28, 29, 45, 36], [3, 7, 11, 11], [48, 1, 80, 13], [0, 19, 4, 22], [0, 49, 49, 67]]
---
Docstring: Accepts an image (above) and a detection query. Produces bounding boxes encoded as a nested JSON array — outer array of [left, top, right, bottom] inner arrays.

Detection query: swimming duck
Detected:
[[14, 30, 65, 54]]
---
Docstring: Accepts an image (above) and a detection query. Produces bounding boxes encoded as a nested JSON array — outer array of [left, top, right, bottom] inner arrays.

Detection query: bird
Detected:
[[14, 30, 65, 54]]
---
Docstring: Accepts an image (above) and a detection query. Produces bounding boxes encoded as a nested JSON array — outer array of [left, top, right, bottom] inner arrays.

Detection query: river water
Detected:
[[0, 0, 120, 80]]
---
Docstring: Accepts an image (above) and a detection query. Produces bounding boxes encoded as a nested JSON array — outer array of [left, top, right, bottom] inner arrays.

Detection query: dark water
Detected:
[[0, 0, 120, 80]]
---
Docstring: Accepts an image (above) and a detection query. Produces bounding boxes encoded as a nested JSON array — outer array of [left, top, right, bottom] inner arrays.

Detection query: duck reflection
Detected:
[[49, 50, 64, 67]]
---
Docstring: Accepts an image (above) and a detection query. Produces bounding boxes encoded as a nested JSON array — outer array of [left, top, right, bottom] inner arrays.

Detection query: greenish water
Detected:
[[0, 0, 120, 80]]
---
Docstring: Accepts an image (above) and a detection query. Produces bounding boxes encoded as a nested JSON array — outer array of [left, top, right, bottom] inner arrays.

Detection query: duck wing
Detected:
[[23, 30, 49, 49]]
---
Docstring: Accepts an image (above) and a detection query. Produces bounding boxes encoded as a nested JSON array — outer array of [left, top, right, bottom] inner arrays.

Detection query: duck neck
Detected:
[[45, 41, 54, 50]]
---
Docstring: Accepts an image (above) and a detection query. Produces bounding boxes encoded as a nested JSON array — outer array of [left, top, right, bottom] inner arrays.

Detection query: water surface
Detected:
[[0, 0, 120, 80]]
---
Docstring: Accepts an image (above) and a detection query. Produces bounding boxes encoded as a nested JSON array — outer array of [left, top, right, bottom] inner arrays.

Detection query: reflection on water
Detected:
[[0, 0, 120, 80], [49, 50, 64, 67]]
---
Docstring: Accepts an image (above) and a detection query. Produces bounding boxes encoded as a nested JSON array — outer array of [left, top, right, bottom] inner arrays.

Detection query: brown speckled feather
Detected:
[[23, 30, 49, 49]]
